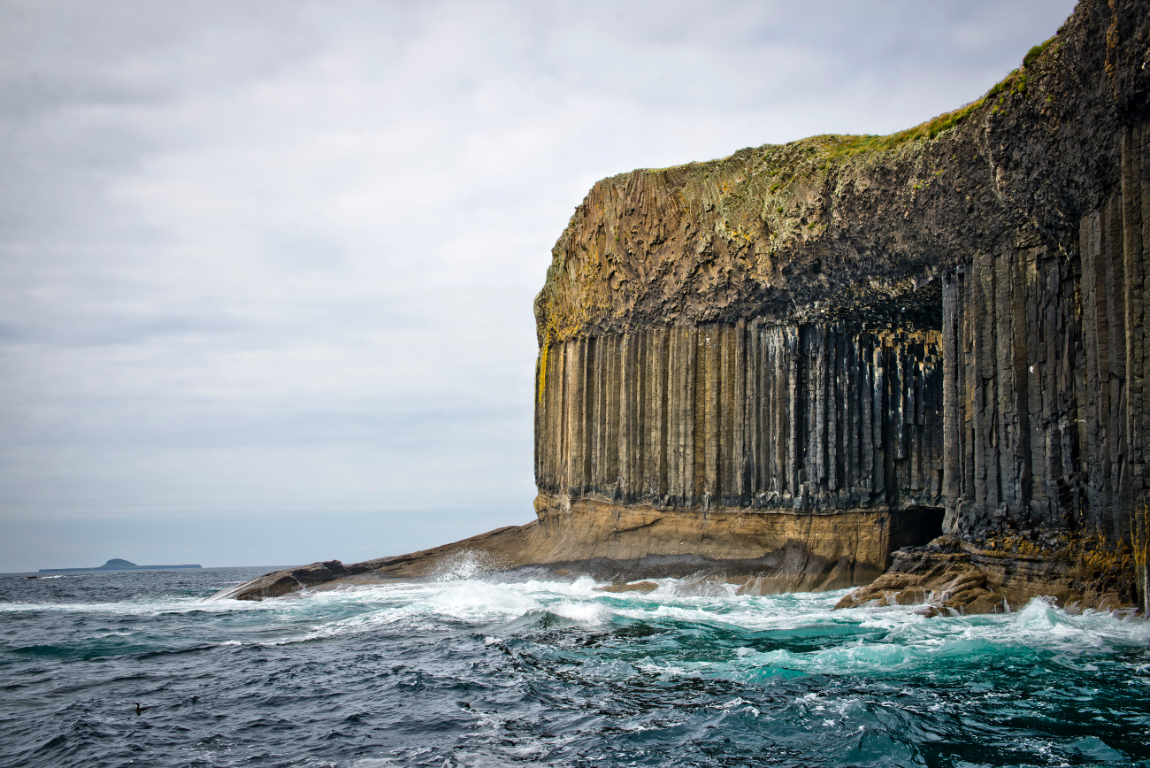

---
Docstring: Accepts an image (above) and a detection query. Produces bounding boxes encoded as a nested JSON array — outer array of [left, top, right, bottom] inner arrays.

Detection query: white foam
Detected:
[[549, 600, 606, 625], [11, 573, 1147, 671], [293, 581, 1146, 665], [0, 597, 268, 616]]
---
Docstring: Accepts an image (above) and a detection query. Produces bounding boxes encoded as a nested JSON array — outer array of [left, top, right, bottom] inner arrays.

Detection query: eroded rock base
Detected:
[[210, 495, 943, 601], [834, 536, 1136, 616]]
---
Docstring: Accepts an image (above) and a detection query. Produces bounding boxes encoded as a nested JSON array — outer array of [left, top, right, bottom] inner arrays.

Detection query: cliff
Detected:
[[217, 0, 1150, 614]]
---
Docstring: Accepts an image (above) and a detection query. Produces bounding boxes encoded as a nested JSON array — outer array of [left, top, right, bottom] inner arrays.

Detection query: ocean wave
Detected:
[[3, 568, 1146, 768], [190, 576, 1150, 669]]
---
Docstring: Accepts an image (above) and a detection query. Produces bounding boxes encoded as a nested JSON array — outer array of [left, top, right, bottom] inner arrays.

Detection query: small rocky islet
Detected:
[[39, 559, 201, 574], [218, 0, 1150, 617]]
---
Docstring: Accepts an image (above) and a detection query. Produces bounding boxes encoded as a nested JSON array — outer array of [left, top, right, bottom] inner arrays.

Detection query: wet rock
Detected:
[[834, 542, 1132, 615], [596, 581, 658, 594], [211, 559, 363, 601]]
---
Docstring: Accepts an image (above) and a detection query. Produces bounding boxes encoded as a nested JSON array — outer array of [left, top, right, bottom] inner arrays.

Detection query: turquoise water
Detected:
[[1, 564, 1148, 767]]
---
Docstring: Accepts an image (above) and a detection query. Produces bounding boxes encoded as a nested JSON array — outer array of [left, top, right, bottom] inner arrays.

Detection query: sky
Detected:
[[0, 0, 1078, 572]]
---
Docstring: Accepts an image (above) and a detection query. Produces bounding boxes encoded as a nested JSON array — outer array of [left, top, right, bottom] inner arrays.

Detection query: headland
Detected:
[[216, 0, 1150, 616]]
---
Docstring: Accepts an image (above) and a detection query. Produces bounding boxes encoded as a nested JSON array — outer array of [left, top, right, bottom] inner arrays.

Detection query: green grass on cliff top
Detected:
[[640, 37, 1054, 176], [643, 94, 988, 176]]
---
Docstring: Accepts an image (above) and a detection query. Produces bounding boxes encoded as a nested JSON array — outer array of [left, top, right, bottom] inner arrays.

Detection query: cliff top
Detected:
[[535, 0, 1150, 344]]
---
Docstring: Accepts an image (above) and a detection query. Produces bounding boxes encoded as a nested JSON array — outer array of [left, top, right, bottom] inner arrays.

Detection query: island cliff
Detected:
[[217, 0, 1150, 616]]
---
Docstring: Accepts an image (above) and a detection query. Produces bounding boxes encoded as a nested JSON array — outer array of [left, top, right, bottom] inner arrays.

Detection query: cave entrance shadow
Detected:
[[890, 506, 946, 564]]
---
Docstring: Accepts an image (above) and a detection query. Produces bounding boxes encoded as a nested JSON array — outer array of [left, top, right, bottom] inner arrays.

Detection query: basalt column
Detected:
[[942, 123, 1150, 556], [535, 320, 945, 517]]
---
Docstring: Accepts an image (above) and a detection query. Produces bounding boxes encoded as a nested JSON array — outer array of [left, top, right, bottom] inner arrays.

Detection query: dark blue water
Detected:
[[2, 563, 1149, 768]]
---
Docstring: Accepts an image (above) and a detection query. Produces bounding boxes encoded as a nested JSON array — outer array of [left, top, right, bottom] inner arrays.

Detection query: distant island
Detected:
[[40, 559, 201, 573]]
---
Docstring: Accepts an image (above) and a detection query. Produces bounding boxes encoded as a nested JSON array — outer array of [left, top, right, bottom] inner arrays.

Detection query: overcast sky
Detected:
[[0, 0, 1077, 572]]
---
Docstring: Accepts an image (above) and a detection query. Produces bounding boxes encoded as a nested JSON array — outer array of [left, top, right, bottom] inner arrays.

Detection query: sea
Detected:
[[1, 561, 1149, 768]]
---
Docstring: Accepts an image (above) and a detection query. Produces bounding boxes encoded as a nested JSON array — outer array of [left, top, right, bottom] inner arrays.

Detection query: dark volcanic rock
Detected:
[[529, 0, 1150, 614], [212, 560, 363, 601]]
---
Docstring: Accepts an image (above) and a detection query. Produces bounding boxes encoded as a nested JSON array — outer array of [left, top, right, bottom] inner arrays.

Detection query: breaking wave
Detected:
[[1, 566, 1147, 767]]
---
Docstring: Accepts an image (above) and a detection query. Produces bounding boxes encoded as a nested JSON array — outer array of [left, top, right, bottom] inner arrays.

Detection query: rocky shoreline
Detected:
[[212, 523, 1138, 616], [210, 494, 940, 601], [834, 535, 1139, 616]]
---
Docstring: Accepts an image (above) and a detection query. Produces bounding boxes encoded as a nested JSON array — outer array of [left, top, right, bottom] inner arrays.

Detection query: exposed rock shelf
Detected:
[[834, 536, 1138, 617], [210, 502, 942, 601], [217, 0, 1150, 613]]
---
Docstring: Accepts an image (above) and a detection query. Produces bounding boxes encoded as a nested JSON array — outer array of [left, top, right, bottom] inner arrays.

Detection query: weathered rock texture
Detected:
[[535, 322, 944, 513], [217, 0, 1150, 611], [834, 536, 1139, 616], [211, 502, 943, 601], [939, 174, 1149, 546]]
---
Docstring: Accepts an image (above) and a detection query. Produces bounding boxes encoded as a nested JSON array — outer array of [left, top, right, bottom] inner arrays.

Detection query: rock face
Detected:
[[535, 322, 945, 514], [217, 0, 1150, 612], [529, 0, 1150, 613]]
